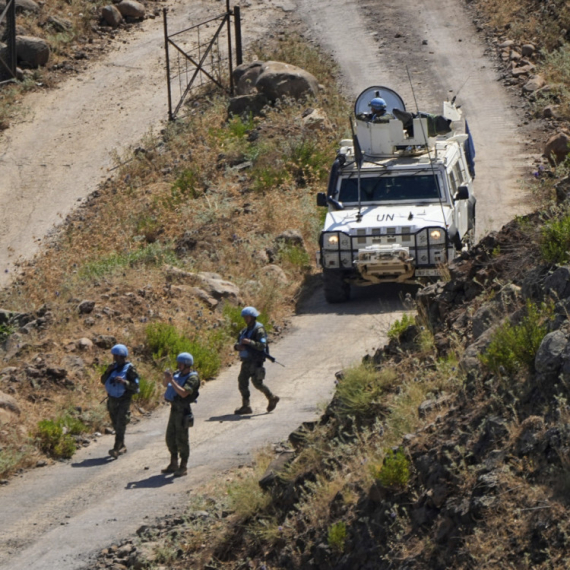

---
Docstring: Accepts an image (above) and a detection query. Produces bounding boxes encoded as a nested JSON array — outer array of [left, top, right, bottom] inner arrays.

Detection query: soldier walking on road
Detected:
[[161, 353, 200, 477], [234, 306, 279, 415], [101, 344, 140, 459]]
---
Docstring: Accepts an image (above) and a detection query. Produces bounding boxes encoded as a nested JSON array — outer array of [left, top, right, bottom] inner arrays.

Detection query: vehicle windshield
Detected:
[[337, 174, 442, 203]]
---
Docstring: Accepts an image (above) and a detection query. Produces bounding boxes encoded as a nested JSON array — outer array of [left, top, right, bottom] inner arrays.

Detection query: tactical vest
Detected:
[[164, 371, 199, 403], [104, 363, 132, 398], [238, 321, 266, 361]]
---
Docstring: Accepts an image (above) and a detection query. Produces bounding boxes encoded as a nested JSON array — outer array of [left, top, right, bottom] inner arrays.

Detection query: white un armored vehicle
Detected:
[[316, 86, 476, 303]]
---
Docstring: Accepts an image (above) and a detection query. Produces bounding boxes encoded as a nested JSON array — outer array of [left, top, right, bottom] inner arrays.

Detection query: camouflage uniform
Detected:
[[101, 362, 139, 454], [165, 371, 200, 467], [237, 322, 275, 403]]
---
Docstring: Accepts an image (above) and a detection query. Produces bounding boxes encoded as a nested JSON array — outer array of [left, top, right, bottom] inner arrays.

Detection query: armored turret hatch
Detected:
[[353, 86, 463, 158]]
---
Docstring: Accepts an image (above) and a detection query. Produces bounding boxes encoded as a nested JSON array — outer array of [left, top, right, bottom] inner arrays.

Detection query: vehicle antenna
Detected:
[[451, 72, 472, 105], [405, 66, 448, 229], [349, 117, 364, 223]]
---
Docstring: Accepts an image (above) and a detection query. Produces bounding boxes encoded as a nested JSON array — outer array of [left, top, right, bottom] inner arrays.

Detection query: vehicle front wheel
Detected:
[[323, 269, 350, 303]]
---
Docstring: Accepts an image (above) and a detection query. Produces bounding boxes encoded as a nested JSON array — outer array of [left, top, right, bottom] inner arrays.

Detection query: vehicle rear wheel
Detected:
[[323, 269, 350, 303]]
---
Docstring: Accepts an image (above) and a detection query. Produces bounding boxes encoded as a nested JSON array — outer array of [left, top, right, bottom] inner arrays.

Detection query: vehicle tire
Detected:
[[323, 270, 350, 303]]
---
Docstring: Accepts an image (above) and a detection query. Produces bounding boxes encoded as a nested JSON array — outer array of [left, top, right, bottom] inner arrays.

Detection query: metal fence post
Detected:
[[163, 8, 173, 121], [234, 5, 242, 67], [6, 0, 16, 79], [226, 0, 234, 95]]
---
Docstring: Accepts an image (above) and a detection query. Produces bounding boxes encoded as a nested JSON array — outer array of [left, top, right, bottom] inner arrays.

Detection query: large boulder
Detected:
[[15, 35, 49, 68], [233, 60, 319, 103], [0, 391, 20, 415], [535, 330, 567, 375], [102, 4, 123, 28], [522, 74, 546, 93], [228, 93, 269, 117], [543, 131, 570, 166], [116, 0, 145, 19], [165, 267, 242, 305], [255, 61, 319, 102], [233, 61, 264, 95]]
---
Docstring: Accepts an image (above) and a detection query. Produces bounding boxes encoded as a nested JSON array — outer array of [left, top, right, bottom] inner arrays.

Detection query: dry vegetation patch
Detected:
[[0, 34, 350, 478]]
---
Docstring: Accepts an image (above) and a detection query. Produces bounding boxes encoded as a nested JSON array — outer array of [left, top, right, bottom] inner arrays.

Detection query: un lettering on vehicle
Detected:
[[377, 214, 395, 222]]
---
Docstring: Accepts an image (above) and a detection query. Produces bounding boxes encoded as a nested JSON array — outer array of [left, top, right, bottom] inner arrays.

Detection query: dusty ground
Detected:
[[0, 0, 538, 567]]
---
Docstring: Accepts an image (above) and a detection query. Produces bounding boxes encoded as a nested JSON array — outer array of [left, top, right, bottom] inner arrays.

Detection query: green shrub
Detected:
[[145, 323, 221, 379], [171, 167, 200, 201], [79, 242, 177, 280], [36, 413, 87, 459], [335, 363, 397, 417], [327, 521, 347, 553], [0, 445, 32, 478], [227, 113, 255, 138], [480, 301, 551, 374], [287, 139, 330, 186], [279, 244, 311, 270], [375, 448, 410, 489], [0, 323, 14, 343], [387, 313, 416, 340], [134, 375, 158, 406], [252, 164, 289, 192], [541, 212, 570, 263], [227, 473, 271, 519]]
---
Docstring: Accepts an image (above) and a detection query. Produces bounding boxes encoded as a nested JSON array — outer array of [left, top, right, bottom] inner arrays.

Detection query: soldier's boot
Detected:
[[173, 458, 188, 477], [115, 437, 127, 456], [234, 399, 252, 415], [161, 454, 179, 474], [109, 435, 121, 458], [266, 395, 280, 413]]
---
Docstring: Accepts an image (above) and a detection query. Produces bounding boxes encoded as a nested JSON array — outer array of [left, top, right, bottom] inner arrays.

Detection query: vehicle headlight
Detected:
[[428, 229, 446, 244], [430, 229, 442, 240], [323, 233, 339, 249]]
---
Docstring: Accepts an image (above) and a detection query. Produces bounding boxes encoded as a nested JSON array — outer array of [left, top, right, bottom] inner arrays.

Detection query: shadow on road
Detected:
[[298, 283, 420, 316], [125, 474, 175, 489], [71, 457, 114, 468], [205, 413, 265, 422]]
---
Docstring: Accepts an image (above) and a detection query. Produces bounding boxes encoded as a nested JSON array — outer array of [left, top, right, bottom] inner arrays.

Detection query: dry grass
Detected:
[[0, 32, 350, 475]]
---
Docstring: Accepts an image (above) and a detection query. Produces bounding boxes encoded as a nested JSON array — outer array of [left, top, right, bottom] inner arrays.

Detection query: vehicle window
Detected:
[[449, 171, 457, 194], [452, 163, 463, 185], [338, 174, 442, 203]]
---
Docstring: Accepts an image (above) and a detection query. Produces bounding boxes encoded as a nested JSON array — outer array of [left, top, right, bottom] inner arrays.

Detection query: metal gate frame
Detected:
[[163, 0, 242, 121], [0, 0, 17, 85]]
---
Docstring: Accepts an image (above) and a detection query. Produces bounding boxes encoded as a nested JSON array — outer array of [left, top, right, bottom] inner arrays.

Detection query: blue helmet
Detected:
[[177, 352, 194, 366], [111, 344, 128, 357], [241, 306, 260, 318], [370, 97, 387, 111]]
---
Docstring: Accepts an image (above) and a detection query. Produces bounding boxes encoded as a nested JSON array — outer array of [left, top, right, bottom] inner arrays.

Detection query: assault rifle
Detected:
[[236, 342, 285, 367]]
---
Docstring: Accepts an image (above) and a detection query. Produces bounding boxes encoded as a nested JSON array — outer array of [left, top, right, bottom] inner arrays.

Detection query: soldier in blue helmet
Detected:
[[368, 97, 395, 123], [161, 352, 200, 477], [233, 307, 279, 415], [101, 344, 140, 459]]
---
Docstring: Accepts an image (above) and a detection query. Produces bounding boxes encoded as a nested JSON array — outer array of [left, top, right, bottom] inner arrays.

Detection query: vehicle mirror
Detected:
[[455, 185, 469, 200], [316, 192, 327, 207]]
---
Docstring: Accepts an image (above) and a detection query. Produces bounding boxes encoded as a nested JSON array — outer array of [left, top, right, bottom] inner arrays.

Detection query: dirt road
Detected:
[[299, 0, 534, 237], [0, 0, 533, 567], [0, 287, 399, 570], [0, 0, 284, 287]]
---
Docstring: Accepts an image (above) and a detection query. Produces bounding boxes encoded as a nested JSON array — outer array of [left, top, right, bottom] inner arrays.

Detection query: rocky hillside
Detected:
[[87, 208, 570, 570], [87, 0, 570, 565]]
